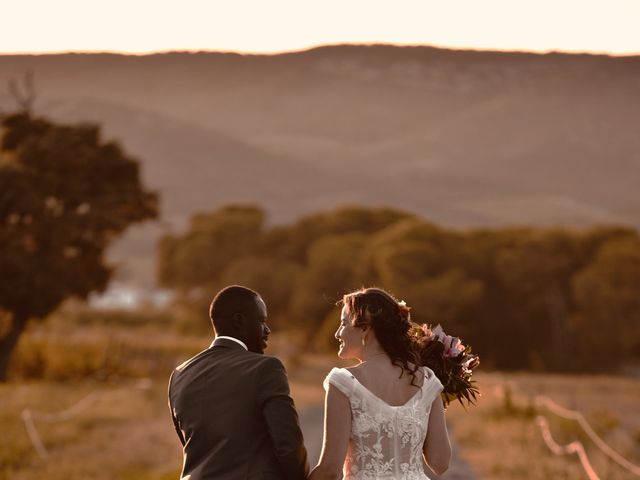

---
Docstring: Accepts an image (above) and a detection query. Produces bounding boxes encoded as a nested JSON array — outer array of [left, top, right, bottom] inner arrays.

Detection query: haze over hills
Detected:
[[1, 45, 638, 286]]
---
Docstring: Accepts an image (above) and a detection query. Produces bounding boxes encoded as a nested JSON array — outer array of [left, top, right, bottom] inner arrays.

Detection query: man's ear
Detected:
[[231, 313, 244, 332]]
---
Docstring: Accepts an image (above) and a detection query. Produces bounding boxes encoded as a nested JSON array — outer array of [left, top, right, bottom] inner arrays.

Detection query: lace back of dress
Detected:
[[325, 366, 443, 480]]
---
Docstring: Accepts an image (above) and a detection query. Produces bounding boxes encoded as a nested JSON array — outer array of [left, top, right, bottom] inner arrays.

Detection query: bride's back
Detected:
[[312, 287, 451, 480], [323, 364, 444, 480], [347, 360, 423, 406]]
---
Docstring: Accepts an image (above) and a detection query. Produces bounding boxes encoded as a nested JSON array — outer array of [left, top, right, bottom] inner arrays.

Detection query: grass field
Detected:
[[1, 309, 639, 479], [448, 372, 640, 479]]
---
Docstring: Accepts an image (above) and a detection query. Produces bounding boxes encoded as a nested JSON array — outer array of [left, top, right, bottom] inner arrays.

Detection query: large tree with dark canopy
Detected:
[[0, 112, 157, 380]]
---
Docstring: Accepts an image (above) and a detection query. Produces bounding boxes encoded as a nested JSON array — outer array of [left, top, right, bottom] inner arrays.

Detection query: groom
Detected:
[[168, 285, 309, 480]]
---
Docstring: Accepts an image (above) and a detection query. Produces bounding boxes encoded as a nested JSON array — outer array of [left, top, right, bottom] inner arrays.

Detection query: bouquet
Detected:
[[410, 323, 480, 408]]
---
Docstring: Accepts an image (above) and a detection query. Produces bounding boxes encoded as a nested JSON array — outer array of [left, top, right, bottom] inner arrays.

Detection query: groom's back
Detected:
[[169, 342, 296, 480]]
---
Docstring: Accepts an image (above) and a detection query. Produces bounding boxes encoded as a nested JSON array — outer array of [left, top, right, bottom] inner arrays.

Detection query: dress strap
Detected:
[[323, 367, 356, 399], [422, 366, 444, 402]]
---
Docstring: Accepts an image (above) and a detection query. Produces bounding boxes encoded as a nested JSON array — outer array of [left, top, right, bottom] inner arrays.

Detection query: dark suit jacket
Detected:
[[168, 338, 309, 480]]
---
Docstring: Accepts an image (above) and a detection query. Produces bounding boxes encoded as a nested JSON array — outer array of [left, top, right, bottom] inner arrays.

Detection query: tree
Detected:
[[290, 233, 368, 343], [489, 230, 584, 369], [157, 205, 265, 290], [221, 256, 303, 329], [359, 219, 482, 343], [156, 205, 266, 334], [155, 200, 640, 373], [262, 206, 412, 264], [571, 236, 640, 369], [0, 112, 157, 380]]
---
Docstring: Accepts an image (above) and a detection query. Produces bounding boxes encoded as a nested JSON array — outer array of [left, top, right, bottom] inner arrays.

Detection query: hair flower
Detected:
[[397, 300, 412, 321]]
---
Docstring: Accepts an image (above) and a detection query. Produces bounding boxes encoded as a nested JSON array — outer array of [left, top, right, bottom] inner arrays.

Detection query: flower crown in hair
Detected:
[[398, 300, 411, 322]]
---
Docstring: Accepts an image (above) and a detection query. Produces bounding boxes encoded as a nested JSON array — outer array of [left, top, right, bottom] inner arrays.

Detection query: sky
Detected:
[[1, 0, 639, 55]]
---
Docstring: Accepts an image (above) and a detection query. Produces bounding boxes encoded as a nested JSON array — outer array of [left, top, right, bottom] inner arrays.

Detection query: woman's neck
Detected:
[[359, 350, 388, 363]]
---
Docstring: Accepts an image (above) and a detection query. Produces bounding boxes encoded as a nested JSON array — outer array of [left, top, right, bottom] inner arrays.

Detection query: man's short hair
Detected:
[[209, 285, 260, 332]]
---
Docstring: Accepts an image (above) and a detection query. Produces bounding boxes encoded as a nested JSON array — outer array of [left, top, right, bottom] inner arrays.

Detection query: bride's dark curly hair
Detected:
[[340, 287, 422, 386]]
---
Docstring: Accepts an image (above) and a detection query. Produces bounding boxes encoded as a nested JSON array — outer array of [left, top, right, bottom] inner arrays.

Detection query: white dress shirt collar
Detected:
[[212, 335, 248, 351]]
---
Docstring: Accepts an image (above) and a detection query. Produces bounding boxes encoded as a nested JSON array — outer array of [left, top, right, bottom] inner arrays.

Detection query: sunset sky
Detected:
[[1, 0, 639, 55]]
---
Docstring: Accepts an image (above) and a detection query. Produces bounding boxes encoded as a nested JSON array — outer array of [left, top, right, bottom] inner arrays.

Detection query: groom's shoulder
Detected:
[[173, 347, 215, 374], [251, 353, 287, 370], [217, 350, 286, 371]]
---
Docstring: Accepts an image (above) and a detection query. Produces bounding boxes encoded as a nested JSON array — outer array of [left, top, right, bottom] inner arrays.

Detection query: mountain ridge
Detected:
[[1, 44, 637, 285]]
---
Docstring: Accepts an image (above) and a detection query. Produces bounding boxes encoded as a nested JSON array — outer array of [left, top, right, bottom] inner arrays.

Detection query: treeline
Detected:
[[158, 205, 640, 373]]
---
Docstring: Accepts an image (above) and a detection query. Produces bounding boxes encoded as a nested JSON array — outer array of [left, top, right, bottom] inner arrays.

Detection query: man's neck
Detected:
[[213, 335, 248, 351]]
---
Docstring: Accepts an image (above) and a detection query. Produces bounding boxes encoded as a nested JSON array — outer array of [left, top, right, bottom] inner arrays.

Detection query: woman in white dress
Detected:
[[309, 288, 451, 480]]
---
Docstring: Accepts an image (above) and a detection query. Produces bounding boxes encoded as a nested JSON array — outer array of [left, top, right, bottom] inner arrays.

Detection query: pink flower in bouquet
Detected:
[[431, 324, 445, 341], [432, 325, 466, 358], [411, 322, 480, 408], [444, 338, 466, 358]]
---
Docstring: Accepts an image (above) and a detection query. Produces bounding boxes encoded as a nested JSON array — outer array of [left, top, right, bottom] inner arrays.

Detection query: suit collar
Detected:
[[211, 336, 248, 351]]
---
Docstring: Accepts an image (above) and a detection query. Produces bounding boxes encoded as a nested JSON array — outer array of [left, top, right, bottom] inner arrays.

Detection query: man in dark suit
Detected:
[[168, 285, 309, 480]]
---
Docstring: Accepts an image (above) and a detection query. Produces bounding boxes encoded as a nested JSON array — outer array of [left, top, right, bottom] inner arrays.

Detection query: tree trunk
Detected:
[[0, 312, 27, 382]]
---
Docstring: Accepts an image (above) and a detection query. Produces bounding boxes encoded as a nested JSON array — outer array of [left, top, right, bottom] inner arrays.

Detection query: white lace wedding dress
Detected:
[[323, 366, 443, 480]]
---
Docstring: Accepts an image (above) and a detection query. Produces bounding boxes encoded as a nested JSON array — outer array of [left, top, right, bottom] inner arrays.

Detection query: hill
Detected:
[[1, 45, 638, 285]]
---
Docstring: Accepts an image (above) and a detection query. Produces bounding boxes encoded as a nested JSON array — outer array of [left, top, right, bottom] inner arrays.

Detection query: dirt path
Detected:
[[299, 406, 477, 480]]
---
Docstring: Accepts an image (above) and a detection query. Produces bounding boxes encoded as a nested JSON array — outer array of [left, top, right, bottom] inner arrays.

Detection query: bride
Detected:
[[309, 287, 451, 480]]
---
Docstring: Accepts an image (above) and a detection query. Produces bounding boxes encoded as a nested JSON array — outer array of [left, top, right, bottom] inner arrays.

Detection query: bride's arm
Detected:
[[423, 395, 452, 475], [308, 385, 351, 480]]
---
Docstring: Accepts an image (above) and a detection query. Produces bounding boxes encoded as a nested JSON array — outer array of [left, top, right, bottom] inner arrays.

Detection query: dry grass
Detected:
[[10, 313, 203, 382], [2, 312, 640, 479], [0, 381, 182, 480], [445, 372, 640, 480]]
